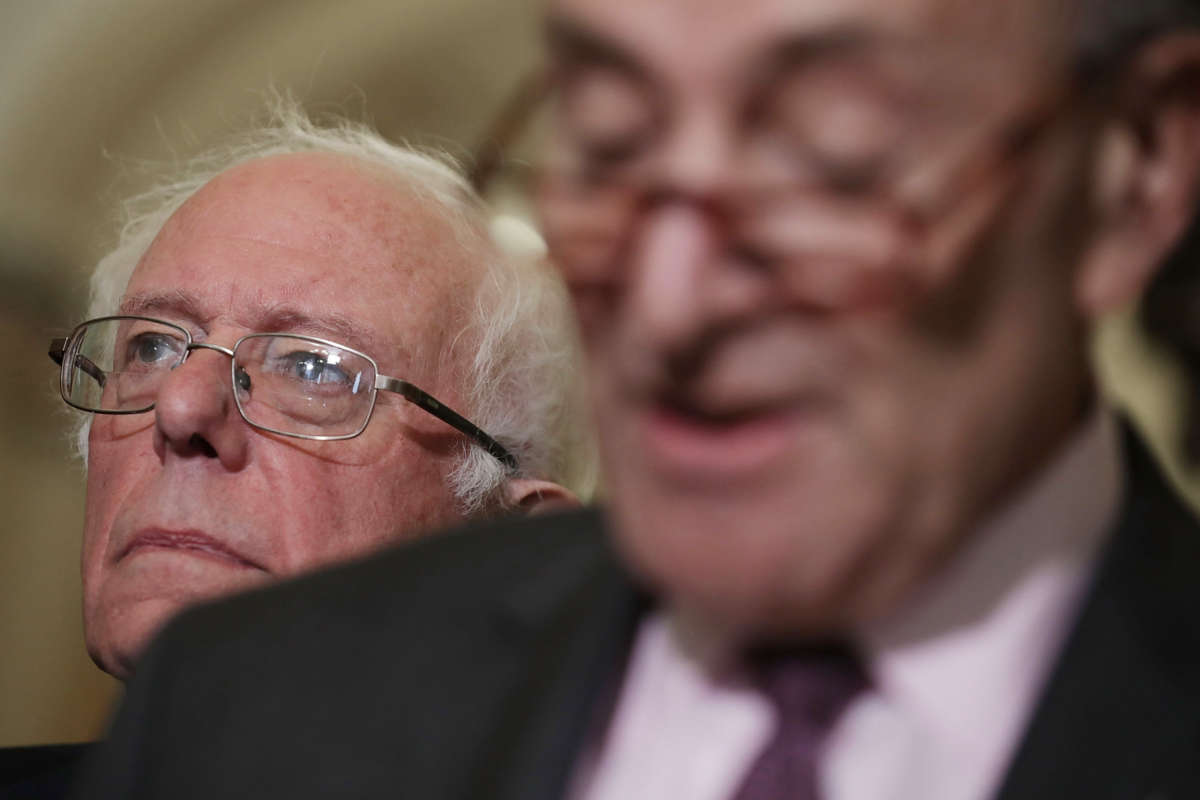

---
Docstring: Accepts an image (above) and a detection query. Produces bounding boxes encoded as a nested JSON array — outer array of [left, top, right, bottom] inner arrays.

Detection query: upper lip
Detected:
[[621, 338, 834, 424], [656, 393, 783, 425], [650, 377, 829, 424], [119, 528, 267, 571]]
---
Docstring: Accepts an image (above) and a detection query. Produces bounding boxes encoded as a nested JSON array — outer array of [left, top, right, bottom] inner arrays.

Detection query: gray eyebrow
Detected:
[[544, 15, 918, 113], [117, 291, 393, 363], [118, 290, 207, 321], [545, 14, 652, 83], [255, 305, 386, 359], [748, 27, 920, 89]]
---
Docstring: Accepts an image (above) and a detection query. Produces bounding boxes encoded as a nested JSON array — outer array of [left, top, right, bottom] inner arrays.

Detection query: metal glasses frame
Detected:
[[49, 315, 518, 470]]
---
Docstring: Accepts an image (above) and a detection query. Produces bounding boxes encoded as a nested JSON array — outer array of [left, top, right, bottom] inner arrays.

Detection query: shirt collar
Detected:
[[856, 406, 1124, 769]]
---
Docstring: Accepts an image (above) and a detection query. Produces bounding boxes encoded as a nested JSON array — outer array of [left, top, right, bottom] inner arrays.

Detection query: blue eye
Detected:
[[283, 352, 351, 386], [127, 333, 181, 367]]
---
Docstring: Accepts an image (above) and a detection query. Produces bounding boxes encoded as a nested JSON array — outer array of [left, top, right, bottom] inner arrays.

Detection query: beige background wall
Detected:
[[1, 0, 1196, 749]]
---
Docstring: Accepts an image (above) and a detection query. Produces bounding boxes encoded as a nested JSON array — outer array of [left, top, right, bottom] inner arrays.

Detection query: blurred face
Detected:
[[83, 153, 478, 677], [542, 0, 1103, 637]]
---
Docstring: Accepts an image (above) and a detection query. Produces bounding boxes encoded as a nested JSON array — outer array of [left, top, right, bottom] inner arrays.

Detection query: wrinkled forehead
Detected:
[[128, 154, 481, 368], [547, 0, 1074, 88], [166, 153, 470, 272]]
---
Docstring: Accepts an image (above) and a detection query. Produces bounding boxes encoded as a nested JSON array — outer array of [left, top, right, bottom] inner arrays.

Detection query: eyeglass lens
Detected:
[[232, 335, 376, 438], [63, 318, 187, 412], [63, 319, 378, 438]]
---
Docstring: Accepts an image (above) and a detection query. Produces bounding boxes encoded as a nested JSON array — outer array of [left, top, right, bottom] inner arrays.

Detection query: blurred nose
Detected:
[[625, 206, 721, 355], [622, 116, 773, 361], [152, 347, 249, 470]]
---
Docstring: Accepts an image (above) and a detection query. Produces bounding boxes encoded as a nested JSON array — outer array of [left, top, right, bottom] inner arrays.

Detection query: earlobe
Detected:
[[1075, 127, 1141, 315], [503, 478, 581, 516], [1076, 34, 1200, 318], [1076, 234, 1156, 316]]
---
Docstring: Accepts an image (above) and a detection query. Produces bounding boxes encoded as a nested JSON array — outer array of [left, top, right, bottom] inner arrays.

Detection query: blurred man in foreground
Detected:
[[7, 102, 591, 798], [80, 0, 1200, 798]]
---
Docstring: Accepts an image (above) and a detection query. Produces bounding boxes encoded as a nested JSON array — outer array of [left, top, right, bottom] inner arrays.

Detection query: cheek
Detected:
[[82, 431, 150, 583], [272, 445, 465, 574]]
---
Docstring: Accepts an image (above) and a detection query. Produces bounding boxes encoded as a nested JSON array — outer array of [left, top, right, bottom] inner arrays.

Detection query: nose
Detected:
[[152, 347, 249, 470], [624, 187, 774, 365], [619, 104, 781, 360], [624, 204, 720, 355]]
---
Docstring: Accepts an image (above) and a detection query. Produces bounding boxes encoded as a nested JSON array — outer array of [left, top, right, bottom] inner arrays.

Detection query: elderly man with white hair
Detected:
[[1, 100, 593, 798]]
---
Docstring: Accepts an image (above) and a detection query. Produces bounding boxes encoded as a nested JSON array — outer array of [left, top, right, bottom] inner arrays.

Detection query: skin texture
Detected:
[[544, 0, 1200, 640], [83, 153, 491, 678]]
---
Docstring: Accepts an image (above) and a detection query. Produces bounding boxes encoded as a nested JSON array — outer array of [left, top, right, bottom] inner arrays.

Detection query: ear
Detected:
[[1077, 33, 1200, 317], [502, 478, 581, 516]]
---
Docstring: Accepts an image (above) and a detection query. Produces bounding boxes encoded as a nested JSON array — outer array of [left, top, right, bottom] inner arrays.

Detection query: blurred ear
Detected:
[[503, 478, 581, 515], [1077, 33, 1200, 317]]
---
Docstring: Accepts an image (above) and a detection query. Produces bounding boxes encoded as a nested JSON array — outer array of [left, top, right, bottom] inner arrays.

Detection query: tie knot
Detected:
[[746, 643, 868, 729], [728, 644, 868, 800]]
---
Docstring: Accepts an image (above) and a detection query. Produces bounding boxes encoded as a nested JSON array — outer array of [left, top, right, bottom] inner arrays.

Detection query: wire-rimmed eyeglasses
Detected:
[[49, 315, 517, 470]]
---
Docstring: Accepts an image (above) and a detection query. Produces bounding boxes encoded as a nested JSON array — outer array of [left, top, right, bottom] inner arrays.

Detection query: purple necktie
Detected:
[[729, 645, 867, 800]]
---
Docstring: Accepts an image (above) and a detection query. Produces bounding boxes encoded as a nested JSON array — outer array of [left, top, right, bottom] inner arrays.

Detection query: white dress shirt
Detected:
[[571, 410, 1123, 800]]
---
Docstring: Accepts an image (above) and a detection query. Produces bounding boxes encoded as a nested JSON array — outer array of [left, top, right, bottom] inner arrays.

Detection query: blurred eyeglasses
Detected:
[[472, 45, 1086, 306], [49, 315, 517, 469]]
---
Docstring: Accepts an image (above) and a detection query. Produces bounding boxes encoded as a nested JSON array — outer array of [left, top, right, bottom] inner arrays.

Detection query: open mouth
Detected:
[[658, 397, 782, 426], [639, 395, 812, 481]]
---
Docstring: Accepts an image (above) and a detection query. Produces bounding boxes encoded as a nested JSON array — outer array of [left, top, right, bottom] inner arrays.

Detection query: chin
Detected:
[[86, 596, 186, 680], [607, 462, 905, 639]]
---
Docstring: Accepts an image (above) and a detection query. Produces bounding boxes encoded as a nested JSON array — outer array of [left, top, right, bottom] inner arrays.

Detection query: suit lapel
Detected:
[[458, 509, 645, 800], [995, 430, 1200, 800], [440, 433, 1200, 800]]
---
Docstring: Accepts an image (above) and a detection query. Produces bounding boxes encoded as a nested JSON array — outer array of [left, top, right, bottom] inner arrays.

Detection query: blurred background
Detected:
[[1, 0, 1196, 748]]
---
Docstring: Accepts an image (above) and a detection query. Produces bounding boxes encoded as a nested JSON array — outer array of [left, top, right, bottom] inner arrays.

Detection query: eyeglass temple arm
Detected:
[[49, 338, 107, 388], [376, 376, 518, 471]]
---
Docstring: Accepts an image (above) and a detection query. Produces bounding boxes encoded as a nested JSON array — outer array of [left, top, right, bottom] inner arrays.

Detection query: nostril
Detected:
[[188, 434, 218, 458]]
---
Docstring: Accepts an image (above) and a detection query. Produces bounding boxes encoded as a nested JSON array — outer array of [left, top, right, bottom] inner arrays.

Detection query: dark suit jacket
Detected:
[[75, 432, 1200, 799], [1, 744, 89, 800]]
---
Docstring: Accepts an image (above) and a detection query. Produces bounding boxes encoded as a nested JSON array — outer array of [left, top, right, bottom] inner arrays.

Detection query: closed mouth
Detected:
[[120, 529, 265, 571]]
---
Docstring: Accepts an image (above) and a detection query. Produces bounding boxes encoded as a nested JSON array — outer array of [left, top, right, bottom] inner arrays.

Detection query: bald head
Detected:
[[149, 152, 483, 379]]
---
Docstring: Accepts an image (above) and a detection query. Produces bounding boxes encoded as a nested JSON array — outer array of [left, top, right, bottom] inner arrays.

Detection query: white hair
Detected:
[[76, 97, 596, 514]]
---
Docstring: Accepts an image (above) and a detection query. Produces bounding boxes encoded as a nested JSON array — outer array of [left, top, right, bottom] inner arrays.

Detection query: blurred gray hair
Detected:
[[76, 97, 596, 514]]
